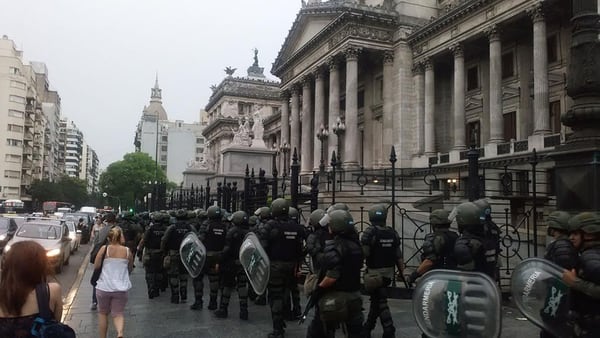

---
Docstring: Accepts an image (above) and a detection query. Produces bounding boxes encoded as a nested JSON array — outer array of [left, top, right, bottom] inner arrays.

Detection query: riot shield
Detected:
[[412, 270, 502, 338], [179, 232, 206, 278], [511, 258, 572, 337], [239, 232, 270, 295]]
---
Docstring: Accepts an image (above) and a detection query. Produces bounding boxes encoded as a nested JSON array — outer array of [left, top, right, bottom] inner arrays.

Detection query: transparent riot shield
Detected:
[[412, 270, 502, 338], [239, 232, 270, 295], [179, 232, 206, 278], [511, 258, 572, 337]]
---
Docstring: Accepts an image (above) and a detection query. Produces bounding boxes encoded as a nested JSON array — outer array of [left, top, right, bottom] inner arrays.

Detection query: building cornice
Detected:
[[205, 77, 280, 111], [201, 117, 239, 138]]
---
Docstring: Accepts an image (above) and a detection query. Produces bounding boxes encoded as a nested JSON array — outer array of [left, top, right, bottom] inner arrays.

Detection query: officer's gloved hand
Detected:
[[407, 271, 419, 286]]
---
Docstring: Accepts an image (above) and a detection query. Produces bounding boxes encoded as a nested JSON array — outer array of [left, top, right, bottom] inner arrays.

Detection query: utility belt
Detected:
[[318, 290, 362, 322]]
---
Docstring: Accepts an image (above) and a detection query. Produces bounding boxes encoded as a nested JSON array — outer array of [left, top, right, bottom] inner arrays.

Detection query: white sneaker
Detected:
[[90, 302, 97, 310]]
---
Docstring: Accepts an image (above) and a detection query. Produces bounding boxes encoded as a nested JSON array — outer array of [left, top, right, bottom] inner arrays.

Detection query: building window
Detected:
[[161, 136, 167, 142], [161, 145, 167, 152], [547, 34, 559, 64], [467, 66, 479, 91], [160, 155, 167, 161], [161, 165, 167, 171], [196, 138, 204, 144], [549, 100, 561, 133], [4, 154, 21, 163], [466, 121, 481, 148], [6, 139, 22, 147], [503, 111, 517, 141], [7, 124, 24, 133], [502, 51, 515, 79], [10, 81, 26, 89], [272, 106, 279, 115], [8, 110, 24, 118], [196, 147, 203, 154], [4, 170, 20, 179], [9, 67, 20, 75], [9, 95, 26, 104]]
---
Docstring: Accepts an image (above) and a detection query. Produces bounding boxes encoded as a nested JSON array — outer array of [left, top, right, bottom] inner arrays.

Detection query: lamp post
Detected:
[[316, 124, 329, 174], [331, 117, 346, 164], [102, 192, 121, 214], [280, 142, 291, 176]]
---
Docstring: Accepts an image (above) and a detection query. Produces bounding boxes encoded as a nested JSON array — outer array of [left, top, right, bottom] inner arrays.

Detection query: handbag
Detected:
[[90, 244, 108, 286], [31, 283, 76, 338]]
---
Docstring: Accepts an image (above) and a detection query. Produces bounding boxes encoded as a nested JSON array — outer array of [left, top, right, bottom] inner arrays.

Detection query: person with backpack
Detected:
[[90, 212, 117, 310], [0, 241, 69, 338]]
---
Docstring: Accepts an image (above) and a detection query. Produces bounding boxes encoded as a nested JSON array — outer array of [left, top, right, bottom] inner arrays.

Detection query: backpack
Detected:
[[31, 284, 76, 338]]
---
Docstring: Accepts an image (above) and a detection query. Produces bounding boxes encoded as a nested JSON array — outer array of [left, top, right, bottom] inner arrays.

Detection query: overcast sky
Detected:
[[0, 0, 300, 168]]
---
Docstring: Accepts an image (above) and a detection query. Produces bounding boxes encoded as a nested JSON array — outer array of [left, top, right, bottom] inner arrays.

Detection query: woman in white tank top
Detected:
[[93, 226, 134, 338]]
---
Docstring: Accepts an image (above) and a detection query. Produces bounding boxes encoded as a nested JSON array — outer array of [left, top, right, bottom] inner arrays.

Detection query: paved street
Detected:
[[63, 251, 540, 338]]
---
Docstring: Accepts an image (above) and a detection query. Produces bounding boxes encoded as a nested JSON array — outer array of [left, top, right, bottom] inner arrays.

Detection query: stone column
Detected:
[[413, 63, 425, 155], [529, 3, 550, 135], [382, 50, 394, 161], [452, 44, 467, 150], [301, 76, 314, 174], [313, 68, 326, 171], [328, 57, 340, 162], [424, 58, 436, 155], [280, 91, 290, 147], [488, 26, 504, 143], [290, 85, 301, 158], [343, 46, 361, 169]]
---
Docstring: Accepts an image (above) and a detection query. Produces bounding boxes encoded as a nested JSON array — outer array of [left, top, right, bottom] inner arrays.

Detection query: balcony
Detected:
[[23, 131, 33, 141], [22, 159, 32, 169], [23, 146, 33, 155]]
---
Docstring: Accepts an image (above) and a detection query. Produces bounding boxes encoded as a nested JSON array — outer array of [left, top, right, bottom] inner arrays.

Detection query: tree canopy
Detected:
[[98, 152, 169, 210], [31, 175, 90, 209]]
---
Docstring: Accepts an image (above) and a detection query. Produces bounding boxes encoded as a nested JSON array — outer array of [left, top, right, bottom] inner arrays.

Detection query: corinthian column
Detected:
[[290, 85, 301, 157], [382, 50, 394, 160], [301, 76, 314, 174], [529, 3, 550, 135], [328, 57, 340, 162], [413, 63, 425, 155], [313, 68, 326, 172], [343, 46, 361, 169], [452, 44, 467, 150], [488, 26, 504, 143], [424, 58, 436, 155], [280, 91, 290, 147]]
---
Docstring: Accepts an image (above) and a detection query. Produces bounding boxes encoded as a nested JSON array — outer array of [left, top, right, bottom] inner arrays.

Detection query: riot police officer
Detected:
[[190, 209, 207, 310], [360, 204, 403, 337], [453, 202, 490, 277], [545, 211, 577, 270], [562, 212, 600, 337], [473, 199, 500, 281], [142, 212, 169, 299], [215, 211, 250, 320], [410, 209, 458, 284], [259, 198, 304, 338], [253, 206, 272, 306], [198, 205, 227, 310], [119, 211, 143, 260], [305, 209, 327, 274], [283, 206, 302, 321], [161, 209, 195, 304], [311, 209, 364, 338]]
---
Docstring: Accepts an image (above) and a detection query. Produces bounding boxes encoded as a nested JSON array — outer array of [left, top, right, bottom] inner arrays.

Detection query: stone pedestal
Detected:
[[221, 146, 276, 176], [182, 168, 216, 189]]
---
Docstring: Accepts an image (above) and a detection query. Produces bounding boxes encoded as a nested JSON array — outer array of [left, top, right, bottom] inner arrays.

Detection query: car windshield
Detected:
[[16, 223, 61, 239]]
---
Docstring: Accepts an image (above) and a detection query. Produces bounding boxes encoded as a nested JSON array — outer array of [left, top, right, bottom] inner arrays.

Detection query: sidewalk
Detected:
[[64, 262, 540, 338]]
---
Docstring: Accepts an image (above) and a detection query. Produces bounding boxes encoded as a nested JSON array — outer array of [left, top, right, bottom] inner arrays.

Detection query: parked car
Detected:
[[4, 220, 72, 273], [64, 213, 92, 244], [65, 219, 81, 253], [0, 217, 19, 252]]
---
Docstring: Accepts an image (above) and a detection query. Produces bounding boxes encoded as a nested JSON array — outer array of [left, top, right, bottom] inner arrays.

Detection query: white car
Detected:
[[4, 220, 72, 273], [65, 220, 81, 253]]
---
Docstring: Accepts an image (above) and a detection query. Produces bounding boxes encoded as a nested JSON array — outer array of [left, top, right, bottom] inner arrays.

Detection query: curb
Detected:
[[62, 247, 91, 322]]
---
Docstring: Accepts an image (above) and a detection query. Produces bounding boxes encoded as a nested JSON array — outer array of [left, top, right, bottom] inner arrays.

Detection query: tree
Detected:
[[30, 176, 89, 210], [59, 176, 88, 207], [98, 152, 168, 210]]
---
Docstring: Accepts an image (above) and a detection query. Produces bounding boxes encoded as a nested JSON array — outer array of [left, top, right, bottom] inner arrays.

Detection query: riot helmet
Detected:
[[368, 204, 387, 226], [570, 212, 600, 234], [270, 198, 290, 219], [229, 211, 249, 227], [430, 209, 451, 228], [289, 207, 299, 222], [473, 199, 492, 221], [187, 210, 197, 219], [455, 202, 482, 233], [254, 206, 271, 220], [546, 211, 571, 232], [308, 209, 325, 227], [175, 209, 188, 220], [207, 205, 222, 220], [328, 210, 355, 234], [326, 203, 350, 213], [248, 215, 259, 227]]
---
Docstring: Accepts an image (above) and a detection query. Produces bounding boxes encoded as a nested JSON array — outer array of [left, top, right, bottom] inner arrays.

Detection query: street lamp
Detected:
[[316, 123, 329, 174], [332, 117, 346, 164], [102, 192, 122, 214], [280, 142, 291, 176]]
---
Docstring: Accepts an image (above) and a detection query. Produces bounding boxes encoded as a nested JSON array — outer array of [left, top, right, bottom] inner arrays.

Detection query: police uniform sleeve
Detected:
[[454, 238, 476, 271], [306, 233, 320, 258], [572, 277, 600, 299], [258, 220, 275, 249], [360, 226, 374, 258], [143, 226, 152, 245], [323, 240, 342, 279]]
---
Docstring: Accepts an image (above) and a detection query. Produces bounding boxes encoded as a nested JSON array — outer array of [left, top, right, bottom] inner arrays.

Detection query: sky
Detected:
[[0, 0, 301, 168]]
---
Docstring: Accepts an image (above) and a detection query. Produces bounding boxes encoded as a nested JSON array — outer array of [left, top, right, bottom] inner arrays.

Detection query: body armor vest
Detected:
[[333, 237, 363, 292], [366, 226, 397, 269], [544, 237, 577, 270], [455, 233, 488, 275], [204, 220, 227, 252], [166, 221, 191, 250], [145, 223, 166, 249], [424, 230, 458, 269], [269, 219, 303, 262]]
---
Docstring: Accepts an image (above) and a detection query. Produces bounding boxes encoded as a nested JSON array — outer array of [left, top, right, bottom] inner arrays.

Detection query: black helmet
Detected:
[[289, 207, 299, 222], [270, 198, 290, 218], [430, 209, 451, 227], [230, 211, 249, 226], [207, 206, 221, 220], [368, 204, 387, 225], [254, 206, 271, 220], [187, 210, 197, 219], [309, 209, 325, 227], [546, 211, 571, 231], [329, 210, 355, 234], [455, 202, 481, 232], [175, 209, 187, 219]]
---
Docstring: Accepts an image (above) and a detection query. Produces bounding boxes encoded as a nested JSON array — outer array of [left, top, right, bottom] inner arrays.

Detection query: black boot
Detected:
[[190, 301, 202, 310], [215, 308, 228, 318], [208, 297, 218, 310], [170, 294, 179, 304], [239, 308, 248, 320], [255, 296, 266, 305]]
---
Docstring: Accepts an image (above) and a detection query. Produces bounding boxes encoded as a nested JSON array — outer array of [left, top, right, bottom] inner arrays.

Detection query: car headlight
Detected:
[[47, 248, 61, 257], [4, 244, 11, 252], [0, 234, 6, 241]]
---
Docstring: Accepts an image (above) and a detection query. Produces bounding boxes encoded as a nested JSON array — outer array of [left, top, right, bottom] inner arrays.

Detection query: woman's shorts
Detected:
[[96, 289, 128, 316]]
